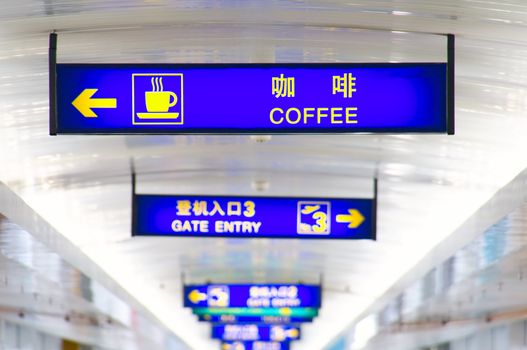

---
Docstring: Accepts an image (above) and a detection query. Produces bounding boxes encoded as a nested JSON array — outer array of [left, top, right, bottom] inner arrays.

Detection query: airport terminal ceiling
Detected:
[[1, 0, 527, 349]]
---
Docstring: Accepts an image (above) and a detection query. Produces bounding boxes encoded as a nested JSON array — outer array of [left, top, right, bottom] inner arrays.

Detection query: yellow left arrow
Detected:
[[188, 289, 208, 304], [72, 88, 117, 118]]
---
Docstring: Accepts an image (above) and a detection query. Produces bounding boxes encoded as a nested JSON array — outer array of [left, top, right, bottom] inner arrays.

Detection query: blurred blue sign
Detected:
[[53, 63, 448, 134], [221, 341, 290, 350], [184, 284, 321, 308], [212, 324, 300, 342], [199, 315, 313, 324], [192, 307, 318, 318], [133, 194, 374, 240]]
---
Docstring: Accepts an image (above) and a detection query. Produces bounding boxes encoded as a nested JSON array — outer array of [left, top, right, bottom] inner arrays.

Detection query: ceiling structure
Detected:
[[1, 1, 527, 349], [0, 185, 185, 350], [353, 179, 527, 350]]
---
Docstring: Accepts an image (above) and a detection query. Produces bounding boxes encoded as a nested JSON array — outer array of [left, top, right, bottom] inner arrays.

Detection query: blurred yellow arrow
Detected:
[[72, 88, 116, 118], [188, 289, 207, 304], [336, 209, 365, 228], [287, 328, 300, 339], [279, 308, 292, 316]]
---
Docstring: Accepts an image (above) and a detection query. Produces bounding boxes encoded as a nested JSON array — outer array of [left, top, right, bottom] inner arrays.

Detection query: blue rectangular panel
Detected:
[[55, 63, 448, 134], [133, 194, 374, 240], [192, 307, 318, 318], [212, 324, 300, 342], [222, 341, 290, 350], [199, 315, 314, 324], [184, 284, 321, 308]]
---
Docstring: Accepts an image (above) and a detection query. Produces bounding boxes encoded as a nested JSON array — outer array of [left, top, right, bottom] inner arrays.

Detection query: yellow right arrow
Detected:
[[287, 328, 300, 339], [336, 209, 365, 228], [188, 289, 207, 304]]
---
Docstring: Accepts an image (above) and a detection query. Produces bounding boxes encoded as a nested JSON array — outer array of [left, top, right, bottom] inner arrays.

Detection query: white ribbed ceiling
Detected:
[[1, 1, 527, 349]]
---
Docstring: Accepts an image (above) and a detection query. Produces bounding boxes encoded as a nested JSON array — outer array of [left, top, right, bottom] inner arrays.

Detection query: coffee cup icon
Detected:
[[134, 74, 183, 124], [145, 77, 178, 112]]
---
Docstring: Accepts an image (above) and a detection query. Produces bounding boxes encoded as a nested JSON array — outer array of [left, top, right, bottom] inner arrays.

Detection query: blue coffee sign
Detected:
[[222, 341, 290, 350], [52, 63, 450, 134], [133, 194, 374, 240], [199, 315, 313, 324], [184, 284, 321, 308], [212, 324, 301, 342]]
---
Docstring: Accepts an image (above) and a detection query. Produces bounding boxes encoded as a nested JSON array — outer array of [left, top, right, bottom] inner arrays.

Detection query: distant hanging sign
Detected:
[[183, 284, 321, 308]]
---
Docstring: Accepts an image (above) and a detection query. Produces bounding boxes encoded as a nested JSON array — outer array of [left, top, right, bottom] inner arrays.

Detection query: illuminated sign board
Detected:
[[199, 315, 313, 324], [192, 307, 318, 319], [133, 194, 375, 240], [212, 324, 300, 342], [52, 63, 451, 134], [184, 284, 321, 308], [222, 341, 290, 350]]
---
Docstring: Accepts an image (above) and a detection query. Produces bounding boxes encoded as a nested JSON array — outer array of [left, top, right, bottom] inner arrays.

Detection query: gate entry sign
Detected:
[[183, 284, 321, 309], [133, 194, 375, 240], [52, 63, 450, 134]]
